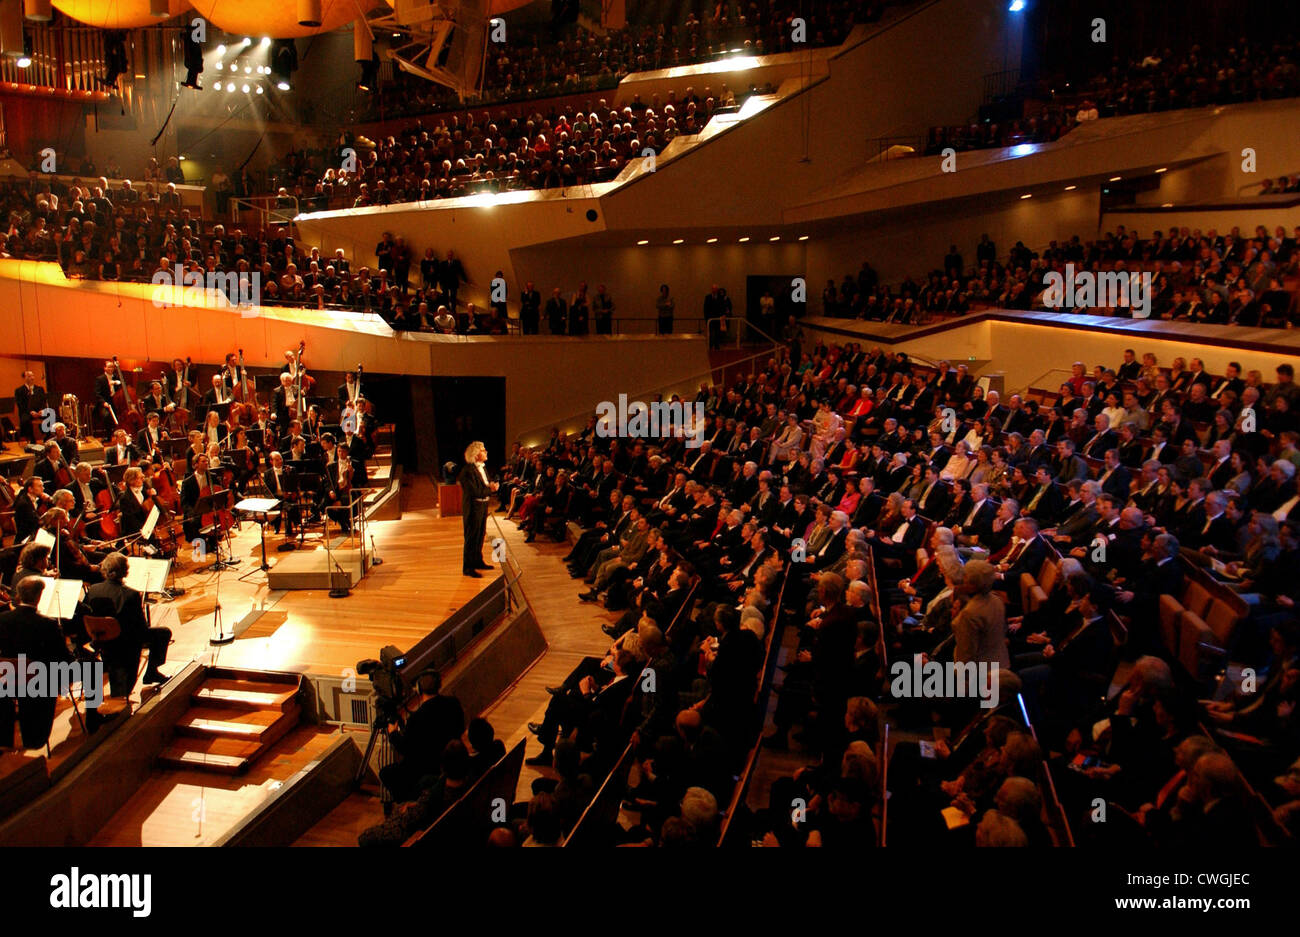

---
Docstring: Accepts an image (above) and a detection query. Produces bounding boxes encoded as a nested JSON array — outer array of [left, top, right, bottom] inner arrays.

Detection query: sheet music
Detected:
[[141, 505, 161, 540], [124, 557, 171, 594], [34, 528, 56, 549], [236, 497, 280, 513], [34, 576, 84, 621]]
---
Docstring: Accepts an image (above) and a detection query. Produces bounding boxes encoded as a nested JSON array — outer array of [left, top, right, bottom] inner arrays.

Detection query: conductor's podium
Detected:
[[438, 484, 462, 517]]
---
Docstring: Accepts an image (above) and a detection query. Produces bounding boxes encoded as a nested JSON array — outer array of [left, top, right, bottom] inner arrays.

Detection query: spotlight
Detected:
[[798, 235, 809, 241], [636, 239, 649, 245], [1020, 193, 1032, 199], [212, 81, 222, 91], [215, 61, 223, 69], [260, 37, 271, 48], [270, 38, 298, 90], [1008, 0, 1025, 11], [738, 236, 750, 243], [244, 66, 251, 74], [1064, 184, 1077, 191], [705, 237, 718, 243], [216, 44, 226, 55], [227, 82, 236, 92], [1155, 167, 1168, 173], [241, 37, 252, 47], [769, 236, 780, 241], [242, 83, 250, 93], [255, 85, 264, 94], [672, 238, 684, 244], [1109, 175, 1122, 182]]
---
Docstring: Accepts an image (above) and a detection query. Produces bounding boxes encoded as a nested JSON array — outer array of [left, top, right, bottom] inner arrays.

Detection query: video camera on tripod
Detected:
[[356, 644, 407, 726]]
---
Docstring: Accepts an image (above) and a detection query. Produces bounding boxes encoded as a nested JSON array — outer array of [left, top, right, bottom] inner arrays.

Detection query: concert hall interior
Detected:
[[1, 0, 1299, 859]]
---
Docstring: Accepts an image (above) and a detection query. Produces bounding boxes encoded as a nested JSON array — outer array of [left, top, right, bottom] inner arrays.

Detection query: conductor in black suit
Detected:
[[458, 441, 497, 577]]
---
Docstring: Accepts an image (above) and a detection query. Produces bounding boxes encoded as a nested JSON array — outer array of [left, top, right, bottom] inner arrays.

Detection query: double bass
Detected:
[[231, 348, 258, 425], [112, 356, 146, 437], [291, 341, 316, 421], [171, 356, 198, 431]]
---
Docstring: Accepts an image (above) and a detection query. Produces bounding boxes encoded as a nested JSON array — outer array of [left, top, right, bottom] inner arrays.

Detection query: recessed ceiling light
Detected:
[[255, 86, 264, 94], [1155, 167, 1168, 173], [672, 238, 684, 244], [216, 44, 226, 55], [738, 236, 750, 243], [798, 235, 809, 241], [706, 237, 718, 243], [215, 61, 223, 70], [1020, 193, 1032, 199], [769, 236, 780, 242], [1162, 203, 1174, 208], [1109, 175, 1122, 182], [1064, 184, 1077, 191], [636, 239, 649, 245]]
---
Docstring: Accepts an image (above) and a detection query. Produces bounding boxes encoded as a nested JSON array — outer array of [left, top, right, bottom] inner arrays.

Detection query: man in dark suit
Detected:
[[262, 451, 298, 536], [1205, 441, 1235, 491], [1096, 449, 1132, 501], [525, 648, 636, 766], [1184, 491, 1235, 552], [1080, 413, 1119, 459], [32, 442, 68, 488], [1022, 465, 1065, 523], [0, 578, 72, 750], [134, 411, 169, 463], [13, 370, 48, 442], [93, 360, 122, 434], [869, 499, 926, 572], [519, 281, 541, 335], [457, 441, 495, 577], [13, 477, 45, 544], [84, 552, 170, 695], [995, 519, 1048, 593], [102, 428, 139, 468], [379, 669, 466, 801], [953, 483, 998, 544], [544, 288, 568, 335]]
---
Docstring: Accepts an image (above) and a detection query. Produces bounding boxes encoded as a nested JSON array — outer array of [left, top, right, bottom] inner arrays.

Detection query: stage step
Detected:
[[160, 669, 305, 775], [175, 701, 302, 745], [193, 678, 300, 712], [157, 736, 266, 775]]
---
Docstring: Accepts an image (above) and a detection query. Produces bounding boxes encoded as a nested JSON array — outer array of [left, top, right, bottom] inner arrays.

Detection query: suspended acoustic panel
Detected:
[[52, 0, 191, 28], [383, 0, 534, 15], [188, 0, 368, 38]]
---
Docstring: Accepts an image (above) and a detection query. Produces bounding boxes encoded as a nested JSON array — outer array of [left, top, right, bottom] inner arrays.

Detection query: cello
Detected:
[[112, 356, 146, 437]]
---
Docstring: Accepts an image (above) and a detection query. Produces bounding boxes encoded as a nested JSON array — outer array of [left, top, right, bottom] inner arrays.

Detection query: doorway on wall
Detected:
[[745, 274, 798, 342], [431, 376, 506, 481]]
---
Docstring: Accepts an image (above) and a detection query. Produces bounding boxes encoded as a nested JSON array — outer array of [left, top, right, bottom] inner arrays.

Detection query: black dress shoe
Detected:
[[524, 752, 552, 768], [142, 669, 168, 685], [475, 563, 493, 570], [545, 686, 563, 696], [578, 591, 598, 602], [527, 722, 543, 735], [463, 569, 483, 578], [524, 533, 536, 543], [601, 624, 618, 637]]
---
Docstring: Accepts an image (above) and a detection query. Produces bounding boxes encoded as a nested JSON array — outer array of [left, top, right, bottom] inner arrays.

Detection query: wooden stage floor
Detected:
[[156, 476, 493, 680]]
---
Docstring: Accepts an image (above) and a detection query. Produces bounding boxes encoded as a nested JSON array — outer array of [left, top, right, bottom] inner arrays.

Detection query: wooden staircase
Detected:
[[157, 668, 303, 776]]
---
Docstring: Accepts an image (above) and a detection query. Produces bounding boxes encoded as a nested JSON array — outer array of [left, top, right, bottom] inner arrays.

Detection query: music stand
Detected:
[[321, 503, 350, 599], [193, 491, 240, 570], [294, 471, 324, 549], [275, 474, 302, 552], [236, 496, 280, 581]]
